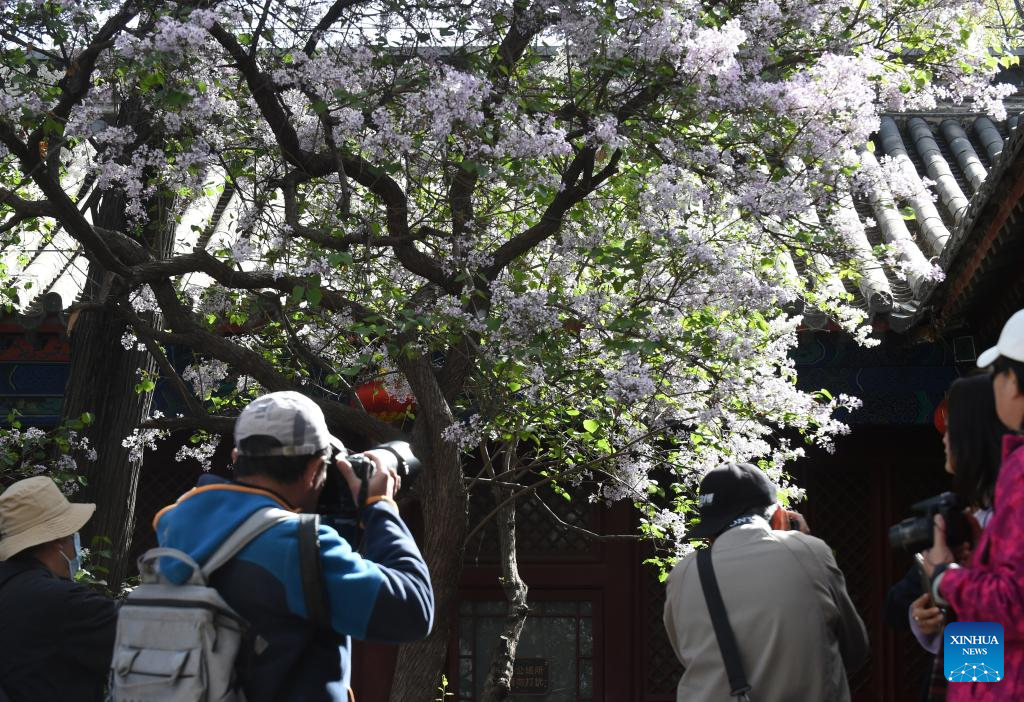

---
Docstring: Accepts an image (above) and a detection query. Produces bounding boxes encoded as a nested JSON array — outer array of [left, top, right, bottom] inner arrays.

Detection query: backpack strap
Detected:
[[202, 507, 297, 578], [140, 548, 207, 585], [200, 507, 331, 627], [697, 548, 752, 702], [298, 513, 330, 626]]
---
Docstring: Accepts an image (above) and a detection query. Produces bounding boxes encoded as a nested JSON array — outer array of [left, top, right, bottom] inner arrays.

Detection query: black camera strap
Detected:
[[298, 513, 330, 627], [697, 548, 752, 702]]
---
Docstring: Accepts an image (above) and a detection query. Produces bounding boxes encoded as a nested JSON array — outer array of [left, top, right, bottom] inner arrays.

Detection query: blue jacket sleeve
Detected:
[[319, 502, 434, 642]]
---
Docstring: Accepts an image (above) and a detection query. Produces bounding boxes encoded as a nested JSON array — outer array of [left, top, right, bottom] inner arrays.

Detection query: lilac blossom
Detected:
[[175, 438, 220, 472], [182, 359, 230, 399], [0, 0, 1014, 575]]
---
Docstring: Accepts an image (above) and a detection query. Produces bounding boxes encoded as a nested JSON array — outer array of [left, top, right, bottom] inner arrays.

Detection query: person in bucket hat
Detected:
[[663, 463, 868, 702], [0, 476, 117, 702], [0, 476, 95, 562]]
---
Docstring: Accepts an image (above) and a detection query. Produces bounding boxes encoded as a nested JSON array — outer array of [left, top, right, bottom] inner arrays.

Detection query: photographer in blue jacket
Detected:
[[154, 391, 434, 702]]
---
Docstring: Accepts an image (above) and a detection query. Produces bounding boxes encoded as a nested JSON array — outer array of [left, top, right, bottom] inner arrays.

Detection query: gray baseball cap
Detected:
[[234, 391, 343, 457]]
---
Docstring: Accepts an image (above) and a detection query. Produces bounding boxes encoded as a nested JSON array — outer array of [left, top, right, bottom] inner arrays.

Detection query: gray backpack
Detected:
[[110, 507, 327, 702]]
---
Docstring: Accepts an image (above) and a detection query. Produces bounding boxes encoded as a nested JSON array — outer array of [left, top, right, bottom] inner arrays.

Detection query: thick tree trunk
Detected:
[[389, 355, 468, 702], [62, 294, 160, 588], [388, 451, 468, 702], [480, 479, 529, 702], [60, 143, 175, 588]]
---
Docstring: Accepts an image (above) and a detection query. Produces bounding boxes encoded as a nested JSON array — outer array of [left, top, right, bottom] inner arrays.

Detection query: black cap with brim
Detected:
[[690, 462, 777, 538]]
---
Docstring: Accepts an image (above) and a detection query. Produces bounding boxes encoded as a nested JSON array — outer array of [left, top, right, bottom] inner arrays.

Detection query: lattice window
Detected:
[[464, 485, 599, 564], [796, 464, 875, 694], [644, 565, 683, 697], [887, 437, 954, 700], [129, 437, 228, 562], [457, 599, 594, 702]]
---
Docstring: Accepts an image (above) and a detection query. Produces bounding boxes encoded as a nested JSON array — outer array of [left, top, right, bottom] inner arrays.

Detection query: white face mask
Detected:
[[59, 532, 82, 579]]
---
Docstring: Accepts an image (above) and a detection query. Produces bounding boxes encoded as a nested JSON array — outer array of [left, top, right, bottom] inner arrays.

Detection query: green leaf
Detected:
[[164, 90, 192, 108], [327, 251, 354, 267], [134, 379, 156, 393], [582, 419, 599, 433]]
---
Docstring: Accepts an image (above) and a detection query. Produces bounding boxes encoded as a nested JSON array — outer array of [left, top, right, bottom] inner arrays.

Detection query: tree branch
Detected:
[[209, 26, 456, 292], [146, 278, 398, 442], [0, 28, 64, 64], [0, 188, 56, 218], [208, 21, 309, 169], [530, 492, 639, 542], [464, 423, 655, 545], [248, 0, 274, 59], [141, 414, 236, 434], [0, 120, 130, 276], [217, 30, 457, 289], [303, 0, 368, 56], [117, 300, 207, 418], [447, 0, 553, 248], [27, 0, 140, 151], [128, 248, 377, 320], [483, 146, 622, 281], [480, 443, 529, 702]]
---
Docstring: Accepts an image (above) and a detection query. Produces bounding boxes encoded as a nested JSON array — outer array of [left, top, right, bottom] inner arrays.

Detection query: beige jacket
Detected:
[[663, 521, 869, 702]]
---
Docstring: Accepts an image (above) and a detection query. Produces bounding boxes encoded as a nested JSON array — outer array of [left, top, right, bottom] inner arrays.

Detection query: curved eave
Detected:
[[911, 117, 1024, 340]]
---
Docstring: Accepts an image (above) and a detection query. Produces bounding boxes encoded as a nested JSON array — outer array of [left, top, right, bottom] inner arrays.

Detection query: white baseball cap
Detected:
[[235, 391, 343, 457], [977, 309, 1024, 368]]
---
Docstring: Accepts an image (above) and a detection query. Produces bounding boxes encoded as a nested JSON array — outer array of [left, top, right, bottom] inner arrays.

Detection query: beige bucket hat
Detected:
[[0, 476, 95, 560]]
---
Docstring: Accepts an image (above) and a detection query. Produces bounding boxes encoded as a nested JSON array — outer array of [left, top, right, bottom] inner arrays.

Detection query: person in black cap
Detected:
[[663, 463, 869, 702]]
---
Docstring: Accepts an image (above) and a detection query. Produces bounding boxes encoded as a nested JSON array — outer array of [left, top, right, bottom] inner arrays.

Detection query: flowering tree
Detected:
[[0, 415, 96, 494], [0, 0, 1016, 698]]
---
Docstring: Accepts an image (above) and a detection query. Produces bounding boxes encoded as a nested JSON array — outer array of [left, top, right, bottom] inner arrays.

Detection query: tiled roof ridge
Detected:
[[940, 111, 1024, 271], [803, 110, 1024, 333]]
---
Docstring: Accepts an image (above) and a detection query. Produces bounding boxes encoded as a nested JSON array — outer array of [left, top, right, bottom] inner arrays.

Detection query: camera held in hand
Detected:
[[318, 440, 421, 519], [888, 491, 968, 552]]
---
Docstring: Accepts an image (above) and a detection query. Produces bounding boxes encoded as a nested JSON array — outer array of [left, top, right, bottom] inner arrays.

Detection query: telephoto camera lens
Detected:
[[888, 516, 934, 553], [887, 491, 967, 553]]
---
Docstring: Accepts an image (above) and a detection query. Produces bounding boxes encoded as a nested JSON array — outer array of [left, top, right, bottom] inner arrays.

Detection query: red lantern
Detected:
[[353, 381, 415, 422], [934, 397, 948, 435]]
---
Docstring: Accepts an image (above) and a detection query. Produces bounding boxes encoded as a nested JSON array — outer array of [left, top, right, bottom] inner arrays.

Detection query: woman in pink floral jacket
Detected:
[[923, 309, 1024, 701]]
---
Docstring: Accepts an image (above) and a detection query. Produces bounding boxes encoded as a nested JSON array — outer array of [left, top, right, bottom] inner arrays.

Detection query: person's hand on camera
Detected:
[[334, 450, 401, 507], [787, 510, 810, 534], [910, 592, 944, 635], [920, 514, 955, 578], [770, 506, 810, 534]]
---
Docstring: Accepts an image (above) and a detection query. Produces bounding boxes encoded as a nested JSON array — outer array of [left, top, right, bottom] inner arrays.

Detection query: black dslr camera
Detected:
[[318, 440, 421, 519], [888, 492, 969, 552]]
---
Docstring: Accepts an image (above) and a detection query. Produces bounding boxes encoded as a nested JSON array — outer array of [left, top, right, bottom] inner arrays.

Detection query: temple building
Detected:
[[4, 98, 1024, 700]]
